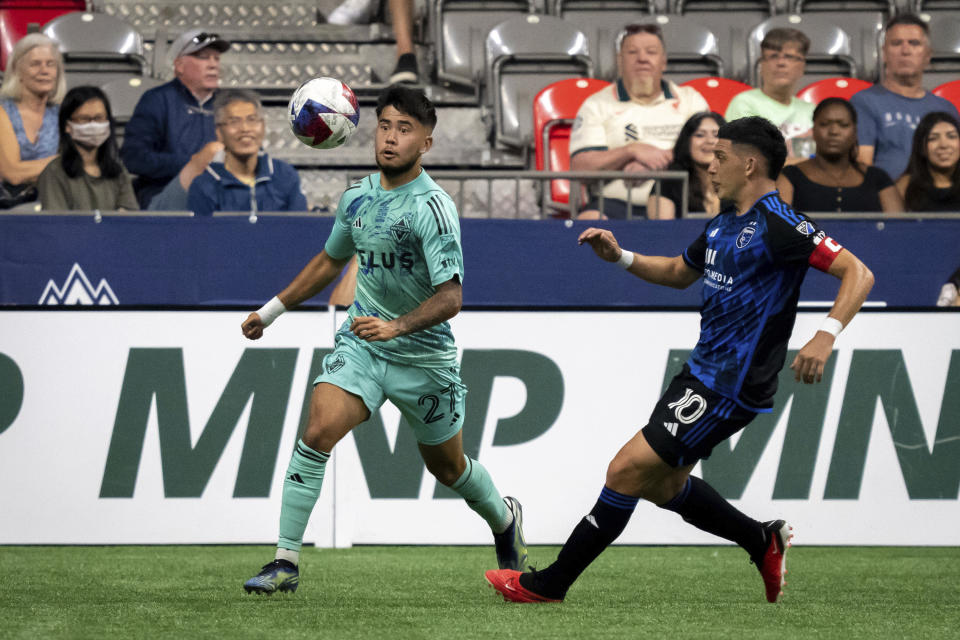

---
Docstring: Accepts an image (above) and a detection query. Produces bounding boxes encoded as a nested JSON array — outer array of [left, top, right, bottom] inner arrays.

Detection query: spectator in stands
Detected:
[[851, 14, 960, 180], [937, 265, 960, 307], [37, 86, 137, 211], [120, 29, 230, 208], [896, 111, 960, 212], [777, 98, 903, 214], [187, 90, 307, 217], [570, 23, 709, 219], [725, 28, 814, 163], [647, 112, 726, 219], [328, 0, 419, 85], [0, 34, 64, 208]]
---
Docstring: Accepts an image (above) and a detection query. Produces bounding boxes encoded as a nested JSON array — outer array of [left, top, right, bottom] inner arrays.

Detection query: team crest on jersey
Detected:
[[326, 354, 346, 374], [736, 224, 756, 249], [390, 216, 412, 243], [795, 220, 816, 236]]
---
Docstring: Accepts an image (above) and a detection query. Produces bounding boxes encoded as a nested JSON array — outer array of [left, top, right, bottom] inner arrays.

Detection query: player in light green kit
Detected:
[[241, 85, 527, 594]]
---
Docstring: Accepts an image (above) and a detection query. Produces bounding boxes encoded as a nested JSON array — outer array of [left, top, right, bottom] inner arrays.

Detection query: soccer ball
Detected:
[[288, 77, 360, 150]]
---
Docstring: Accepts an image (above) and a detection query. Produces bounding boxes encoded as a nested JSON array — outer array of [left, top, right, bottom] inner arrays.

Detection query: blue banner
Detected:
[[1, 216, 957, 307]]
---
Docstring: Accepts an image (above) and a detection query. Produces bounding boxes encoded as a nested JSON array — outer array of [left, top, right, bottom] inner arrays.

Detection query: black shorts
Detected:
[[642, 365, 758, 468]]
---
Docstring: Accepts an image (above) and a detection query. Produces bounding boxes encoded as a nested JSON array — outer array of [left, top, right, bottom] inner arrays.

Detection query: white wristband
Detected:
[[819, 317, 843, 338], [256, 296, 287, 327], [617, 249, 634, 269]]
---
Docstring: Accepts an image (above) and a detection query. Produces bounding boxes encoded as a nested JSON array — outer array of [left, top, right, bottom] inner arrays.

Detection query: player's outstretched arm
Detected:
[[790, 248, 874, 384], [241, 250, 351, 340], [577, 227, 699, 289], [350, 277, 462, 343]]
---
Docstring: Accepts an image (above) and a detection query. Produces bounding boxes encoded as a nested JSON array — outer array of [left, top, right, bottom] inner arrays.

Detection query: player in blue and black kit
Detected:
[[240, 86, 527, 594], [486, 116, 875, 604]]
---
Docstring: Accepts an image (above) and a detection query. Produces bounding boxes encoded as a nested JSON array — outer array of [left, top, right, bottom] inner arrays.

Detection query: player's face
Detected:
[[18, 45, 58, 97], [619, 33, 666, 96], [812, 103, 856, 159], [925, 121, 960, 172], [216, 100, 264, 158], [708, 138, 746, 201], [375, 105, 432, 177], [174, 48, 222, 94], [883, 24, 930, 80], [689, 118, 720, 167], [759, 43, 805, 94]]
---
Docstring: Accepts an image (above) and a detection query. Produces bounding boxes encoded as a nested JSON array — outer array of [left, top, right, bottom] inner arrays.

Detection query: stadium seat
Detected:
[[0, 0, 85, 70], [671, 0, 777, 82], [790, 0, 896, 15], [100, 74, 164, 124], [485, 14, 592, 148], [42, 11, 147, 88], [933, 79, 960, 114], [551, 0, 655, 80], [434, 0, 539, 90], [680, 77, 752, 115], [796, 77, 873, 104], [923, 16, 960, 89], [533, 77, 611, 212], [748, 14, 880, 86]]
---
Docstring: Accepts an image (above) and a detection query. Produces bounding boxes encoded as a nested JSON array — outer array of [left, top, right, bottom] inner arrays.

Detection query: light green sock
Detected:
[[449, 456, 512, 533], [277, 439, 330, 554]]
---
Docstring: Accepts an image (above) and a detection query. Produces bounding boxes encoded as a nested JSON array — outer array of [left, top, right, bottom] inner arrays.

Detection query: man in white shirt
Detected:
[[569, 23, 709, 219]]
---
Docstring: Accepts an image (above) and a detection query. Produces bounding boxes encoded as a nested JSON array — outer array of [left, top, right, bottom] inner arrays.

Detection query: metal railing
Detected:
[[346, 169, 691, 219]]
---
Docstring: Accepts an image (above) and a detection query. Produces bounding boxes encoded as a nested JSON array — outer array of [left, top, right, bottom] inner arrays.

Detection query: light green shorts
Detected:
[[314, 333, 467, 445]]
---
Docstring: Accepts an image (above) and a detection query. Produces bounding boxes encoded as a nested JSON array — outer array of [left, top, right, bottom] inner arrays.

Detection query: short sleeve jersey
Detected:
[[569, 79, 709, 204], [324, 170, 464, 368], [682, 192, 844, 410], [724, 89, 815, 141], [850, 85, 960, 179]]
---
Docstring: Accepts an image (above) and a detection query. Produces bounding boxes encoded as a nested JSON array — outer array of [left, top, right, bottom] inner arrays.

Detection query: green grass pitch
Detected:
[[2, 545, 958, 639]]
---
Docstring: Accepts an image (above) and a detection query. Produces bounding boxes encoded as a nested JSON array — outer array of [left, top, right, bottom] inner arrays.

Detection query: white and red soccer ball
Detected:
[[288, 77, 359, 150]]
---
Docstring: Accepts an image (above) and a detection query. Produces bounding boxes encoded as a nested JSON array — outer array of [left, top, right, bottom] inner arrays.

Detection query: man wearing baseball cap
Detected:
[[120, 29, 231, 208]]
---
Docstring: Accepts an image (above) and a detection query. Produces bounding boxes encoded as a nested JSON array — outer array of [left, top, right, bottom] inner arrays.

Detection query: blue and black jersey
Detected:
[[682, 191, 843, 411]]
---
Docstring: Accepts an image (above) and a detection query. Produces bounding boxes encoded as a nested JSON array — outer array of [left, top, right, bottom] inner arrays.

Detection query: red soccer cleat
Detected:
[[756, 520, 793, 603], [484, 569, 563, 604]]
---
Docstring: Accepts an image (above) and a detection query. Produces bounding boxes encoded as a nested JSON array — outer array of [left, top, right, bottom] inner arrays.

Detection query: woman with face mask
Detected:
[[37, 85, 138, 211]]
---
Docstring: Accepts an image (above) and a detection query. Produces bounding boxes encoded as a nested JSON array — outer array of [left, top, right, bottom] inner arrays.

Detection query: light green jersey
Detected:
[[324, 170, 464, 367], [724, 88, 815, 141]]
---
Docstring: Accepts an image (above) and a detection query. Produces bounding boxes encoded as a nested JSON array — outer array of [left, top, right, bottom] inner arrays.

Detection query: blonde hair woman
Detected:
[[0, 33, 65, 204]]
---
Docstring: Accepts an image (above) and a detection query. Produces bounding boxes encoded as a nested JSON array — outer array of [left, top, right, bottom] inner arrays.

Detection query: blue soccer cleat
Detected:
[[494, 496, 529, 571], [243, 559, 299, 595]]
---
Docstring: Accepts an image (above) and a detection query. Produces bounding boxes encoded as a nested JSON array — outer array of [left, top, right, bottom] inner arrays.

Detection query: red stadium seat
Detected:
[[933, 80, 960, 114], [0, 1, 85, 69], [796, 77, 873, 104], [680, 77, 752, 116], [533, 77, 610, 214]]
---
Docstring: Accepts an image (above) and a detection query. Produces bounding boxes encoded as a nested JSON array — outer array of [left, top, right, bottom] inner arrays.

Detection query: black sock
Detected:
[[660, 476, 766, 559], [521, 486, 638, 599]]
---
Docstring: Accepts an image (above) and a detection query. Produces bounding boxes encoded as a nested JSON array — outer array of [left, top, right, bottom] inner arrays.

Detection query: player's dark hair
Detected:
[[812, 97, 862, 173], [884, 13, 929, 36], [669, 111, 726, 214], [58, 85, 123, 179], [902, 111, 960, 211], [717, 116, 787, 180], [376, 85, 437, 130]]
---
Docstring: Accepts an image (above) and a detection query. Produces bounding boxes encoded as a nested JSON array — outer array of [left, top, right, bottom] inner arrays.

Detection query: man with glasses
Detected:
[[569, 23, 709, 219], [850, 13, 960, 180], [725, 28, 814, 162], [187, 89, 306, 216], [120, 29, 230, 208]]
